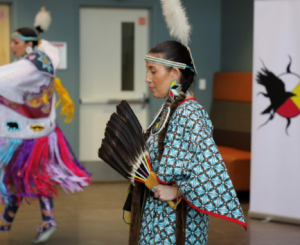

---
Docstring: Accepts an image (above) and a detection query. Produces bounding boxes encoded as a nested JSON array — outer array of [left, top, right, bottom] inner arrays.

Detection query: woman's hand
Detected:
[[152, 185, 182, 201]]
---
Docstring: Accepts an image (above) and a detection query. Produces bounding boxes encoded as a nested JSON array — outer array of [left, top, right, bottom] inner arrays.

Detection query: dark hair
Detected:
[[15, 27, 38, 48], [146, 40, 196, 160], [148, 40, 195, 93]]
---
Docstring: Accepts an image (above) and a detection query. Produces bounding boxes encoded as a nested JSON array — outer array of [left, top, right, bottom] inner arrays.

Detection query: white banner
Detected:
[[250, 0, 300, 223]]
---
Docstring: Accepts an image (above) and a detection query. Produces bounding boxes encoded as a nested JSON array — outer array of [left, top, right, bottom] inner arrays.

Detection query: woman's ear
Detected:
[[26, 41, 33, 48], [171, 67, 180, 80]]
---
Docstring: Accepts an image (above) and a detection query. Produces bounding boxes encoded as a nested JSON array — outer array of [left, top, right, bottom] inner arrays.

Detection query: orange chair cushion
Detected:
[[213, 72, 253, 102], [217, 145, 251, 191], [218, 145, 251, 161]]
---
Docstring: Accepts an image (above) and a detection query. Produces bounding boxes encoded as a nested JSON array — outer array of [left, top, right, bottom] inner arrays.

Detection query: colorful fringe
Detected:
[[54, 78, 75, 123], [0, 127, 91, 203]]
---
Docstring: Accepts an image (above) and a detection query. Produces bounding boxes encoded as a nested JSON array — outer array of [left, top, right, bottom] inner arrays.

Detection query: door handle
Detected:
[[80, 93, 149, 109]]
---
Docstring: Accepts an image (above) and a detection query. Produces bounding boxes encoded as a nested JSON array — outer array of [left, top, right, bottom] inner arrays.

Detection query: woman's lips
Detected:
[[149, 87, 155, 91]]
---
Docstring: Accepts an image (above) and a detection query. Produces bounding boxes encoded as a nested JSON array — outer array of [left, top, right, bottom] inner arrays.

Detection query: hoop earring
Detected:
[[25, 46, 33, 54]]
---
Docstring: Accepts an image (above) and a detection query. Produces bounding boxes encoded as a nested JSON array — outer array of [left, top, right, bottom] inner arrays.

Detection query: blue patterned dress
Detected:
[[139, 99, 246, 245]]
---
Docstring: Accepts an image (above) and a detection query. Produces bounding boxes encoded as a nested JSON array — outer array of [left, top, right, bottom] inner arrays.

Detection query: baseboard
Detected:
[[81, 161, 127, 182], [248, 210, 300, 226]]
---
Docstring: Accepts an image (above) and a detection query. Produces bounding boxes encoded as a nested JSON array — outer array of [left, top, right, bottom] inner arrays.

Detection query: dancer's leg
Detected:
[[32, 195, 57, 244], [39, 195, 55, 223], [0, 194, 21, 232]]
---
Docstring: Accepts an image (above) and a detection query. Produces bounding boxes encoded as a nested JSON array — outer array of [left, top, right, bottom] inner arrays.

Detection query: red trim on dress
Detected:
[[156, 175, 247, 231], [179, 98, 196, 106], [156, 174, 170, 185], [0, 95, 53, 119], [182, 196, 247, 231]]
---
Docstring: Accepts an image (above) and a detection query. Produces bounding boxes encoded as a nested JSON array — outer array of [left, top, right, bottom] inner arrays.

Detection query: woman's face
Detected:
[[10, 32, 33, 58], [145, 53, 179, 99]]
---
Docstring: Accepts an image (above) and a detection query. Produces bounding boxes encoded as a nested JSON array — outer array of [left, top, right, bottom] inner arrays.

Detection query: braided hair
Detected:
[[146, 40, 196, 161]]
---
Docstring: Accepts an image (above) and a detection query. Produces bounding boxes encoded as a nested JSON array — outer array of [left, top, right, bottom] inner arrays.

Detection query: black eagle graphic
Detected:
[[257, 57, 299, 134]]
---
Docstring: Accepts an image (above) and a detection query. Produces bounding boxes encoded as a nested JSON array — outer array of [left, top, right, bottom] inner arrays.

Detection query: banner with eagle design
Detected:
[[250, 0, 300, 223]]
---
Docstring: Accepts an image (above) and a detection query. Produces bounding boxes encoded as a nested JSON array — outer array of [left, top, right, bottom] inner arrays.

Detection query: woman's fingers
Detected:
[[152, 185, 179, 201], [152, 186, 158, 199], [152, 185, 161, 199], [153, 186, 179, 201], [154, 186, 164, 200]]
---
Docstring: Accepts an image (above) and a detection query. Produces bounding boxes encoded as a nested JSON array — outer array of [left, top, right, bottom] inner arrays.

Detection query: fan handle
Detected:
[[145, 171, 177, 210]]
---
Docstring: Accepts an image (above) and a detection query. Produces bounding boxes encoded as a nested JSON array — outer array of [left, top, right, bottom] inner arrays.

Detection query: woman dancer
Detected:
[[0, 7, 91, 243], [126, 1, 246, 244]]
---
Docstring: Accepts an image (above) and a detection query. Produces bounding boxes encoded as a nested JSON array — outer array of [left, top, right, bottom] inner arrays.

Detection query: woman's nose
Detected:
[[145, 75, 151, 84]]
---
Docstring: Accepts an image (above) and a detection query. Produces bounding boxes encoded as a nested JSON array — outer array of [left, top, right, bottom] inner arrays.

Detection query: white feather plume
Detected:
[[160, 0, 191, 46], [34, 7, 52, 32]]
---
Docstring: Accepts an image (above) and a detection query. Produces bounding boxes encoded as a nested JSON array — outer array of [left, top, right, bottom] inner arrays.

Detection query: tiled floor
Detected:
[[0, 183, 299, 245]]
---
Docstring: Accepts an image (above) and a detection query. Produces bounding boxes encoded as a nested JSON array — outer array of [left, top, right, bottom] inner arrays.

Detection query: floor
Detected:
[[0, 183, 299, 245]]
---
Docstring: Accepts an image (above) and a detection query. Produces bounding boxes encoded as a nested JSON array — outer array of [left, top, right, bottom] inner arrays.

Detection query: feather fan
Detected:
[[34, 6, 52, 33], [98, 101, 177, 209], [160, 0, 191, 46]]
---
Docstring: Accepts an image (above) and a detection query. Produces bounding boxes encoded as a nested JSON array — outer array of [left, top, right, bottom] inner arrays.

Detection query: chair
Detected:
[[210, 72, 252, 191]]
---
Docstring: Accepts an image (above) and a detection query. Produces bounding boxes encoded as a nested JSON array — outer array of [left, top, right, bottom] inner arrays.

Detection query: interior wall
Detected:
[[221, 0, 254, 72], [184, 0, 222, 115], [0, 4, 10, 65], [0, 0, 222, 157]]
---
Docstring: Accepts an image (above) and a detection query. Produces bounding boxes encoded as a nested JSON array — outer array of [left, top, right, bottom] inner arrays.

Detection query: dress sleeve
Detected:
[[0, 60, 40, 87], [156, 104, 247, 230], [156, 104, 203, 184]]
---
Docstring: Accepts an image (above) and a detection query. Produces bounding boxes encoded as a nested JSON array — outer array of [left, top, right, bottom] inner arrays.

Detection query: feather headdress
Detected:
[[160, 0, 191, 47], [146, 0, 198, 74], [34, 6, 52, 33]]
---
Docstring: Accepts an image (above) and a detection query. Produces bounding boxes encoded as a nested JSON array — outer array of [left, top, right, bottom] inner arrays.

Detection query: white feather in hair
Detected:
[[34, 6, 52, 33], [160, 0, 191, 46]]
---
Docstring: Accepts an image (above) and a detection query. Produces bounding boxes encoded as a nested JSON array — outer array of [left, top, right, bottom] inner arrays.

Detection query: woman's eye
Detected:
[[151, 71, 156, 74]]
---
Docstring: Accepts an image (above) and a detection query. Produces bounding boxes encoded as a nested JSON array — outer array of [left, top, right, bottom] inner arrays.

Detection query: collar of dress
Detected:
[[147, 98, 196, 136]]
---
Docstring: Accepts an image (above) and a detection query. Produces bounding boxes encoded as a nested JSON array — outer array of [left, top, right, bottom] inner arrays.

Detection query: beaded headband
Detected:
[[145, 55, 196, 74], [11, 34, 39, 42]]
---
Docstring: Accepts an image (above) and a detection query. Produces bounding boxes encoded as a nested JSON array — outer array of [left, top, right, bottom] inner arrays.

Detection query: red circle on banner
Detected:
[[277, 98, 300, 118]]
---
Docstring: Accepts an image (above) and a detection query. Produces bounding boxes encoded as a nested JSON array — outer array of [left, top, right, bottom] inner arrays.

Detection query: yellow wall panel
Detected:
[[0, 4, 10, 65]]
